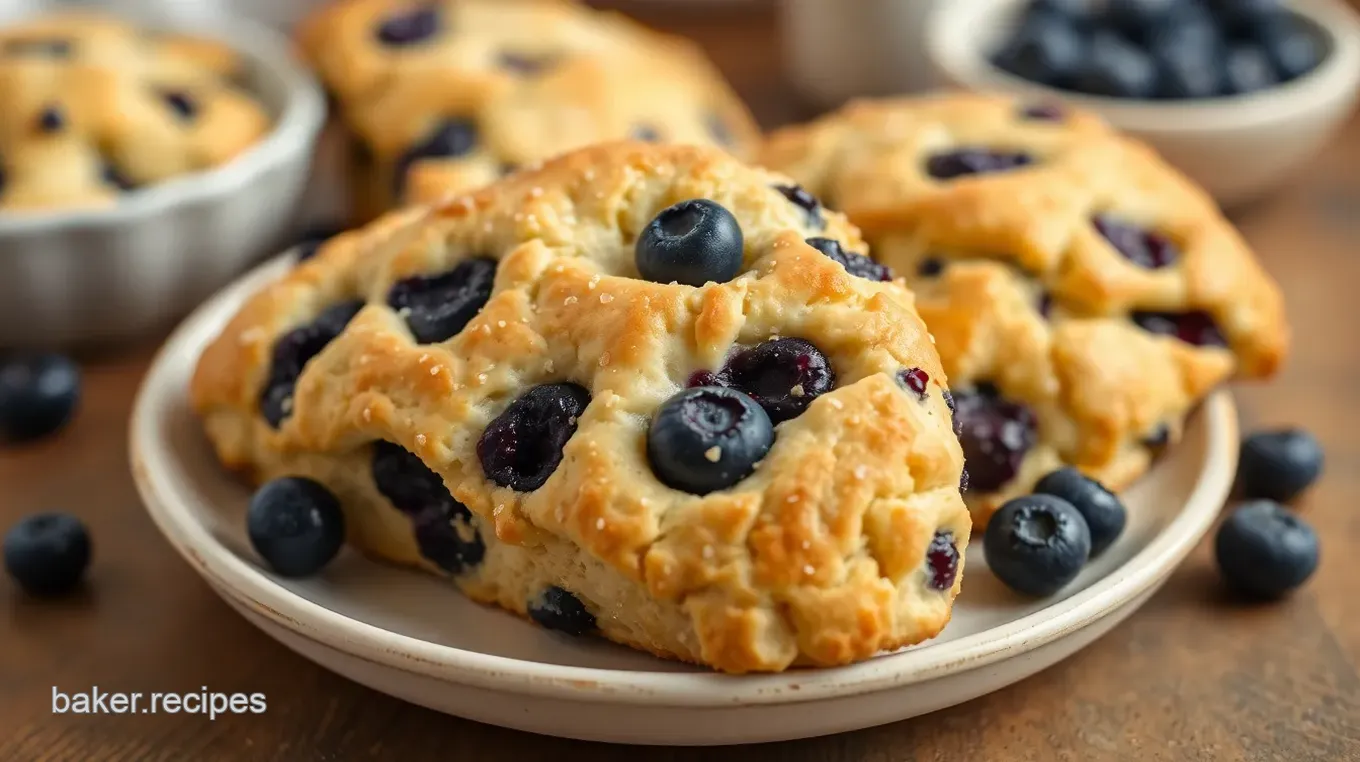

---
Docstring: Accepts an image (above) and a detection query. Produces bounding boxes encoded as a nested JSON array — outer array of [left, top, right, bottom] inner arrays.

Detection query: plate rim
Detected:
[[130, 255, 1238, 709]]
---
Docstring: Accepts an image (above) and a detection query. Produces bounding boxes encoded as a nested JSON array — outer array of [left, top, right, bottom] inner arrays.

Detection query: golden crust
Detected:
[[761, 93, 1288, 523], [0, 12, 271, 211], [297, 0, 760, 220], [191, 142, 970, 673]]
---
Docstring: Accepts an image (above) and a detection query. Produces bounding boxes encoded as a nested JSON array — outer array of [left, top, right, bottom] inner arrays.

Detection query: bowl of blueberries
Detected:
[[927, 0, 1360, 206]]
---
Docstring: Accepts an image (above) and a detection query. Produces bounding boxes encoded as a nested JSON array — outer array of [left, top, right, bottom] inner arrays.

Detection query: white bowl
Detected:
[[0, 5, 325, 348], [927, 0, 1360, 207], [129, 252, 1240, 746]]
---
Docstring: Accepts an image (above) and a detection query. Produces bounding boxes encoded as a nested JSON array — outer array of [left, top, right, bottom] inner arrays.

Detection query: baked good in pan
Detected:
[[191, 142, 970, 673], [298, 0, 760, 221], [0, 12, 270, 212], [761, 93, 1288, 525]]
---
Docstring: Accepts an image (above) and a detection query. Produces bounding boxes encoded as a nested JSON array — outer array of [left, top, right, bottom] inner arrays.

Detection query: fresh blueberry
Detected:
[[1073, 30, 1159, 98], [773, 184, 825, 229], [926, 149, 1034, 180], [806, 237, 893, 281], [37, 105, 63, 133], [1260, 22, 1324, 81], [246, 477, 346, 578], [925, 530, 961, 591], [529, 586, 596, 636], [1211, 0, 1285, 36], [1214, 501, 1318, 598], [917, 257, 946, 277], [479, 383, 591, 491], [3, 38, 72, 57], [630, 124, 661, 142], [897, 367, 930, 401], [953, 384, 1038, 493], [387, 257, 496, 344], [0, 354, 80, 443], [1094, 215, 1179, 268], [3, 513, 91, 596], [1131, 310, 1228, 348], [1032, 0, 1097, 24], [1238, 428, 1324, 503], [392, 119, 479, 199], [102, 162, 136, 192], [1155, 46, 1225, 99], [372, 441, 484, 572], [1107, 0, 1182, 40], [294, 225, 343, 263], [259, 301, 364, 427], [161, 90, 197, 121], [1222, 45, 1280, 95], [992, 12, 1086, 87], [375, 6, 442, 46], [647, 386, 773, 495], [721, 338, 835, 424], [1034, 467, 1126, 555], [635, 199, 744, 286], [984, 494, 1092, 597]]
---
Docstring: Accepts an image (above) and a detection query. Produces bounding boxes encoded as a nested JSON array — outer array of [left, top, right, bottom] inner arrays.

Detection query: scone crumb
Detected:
[[600, 293, 614, 304], [704, 446, 721, 462], [790, 384, 805, 397]]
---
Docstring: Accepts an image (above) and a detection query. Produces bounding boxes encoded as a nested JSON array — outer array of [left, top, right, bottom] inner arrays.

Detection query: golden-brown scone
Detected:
[[0, 12, 270, 212], [190, 142, 970, 673], [298, 0, 761, 221], [761, 93, 1288, 525]]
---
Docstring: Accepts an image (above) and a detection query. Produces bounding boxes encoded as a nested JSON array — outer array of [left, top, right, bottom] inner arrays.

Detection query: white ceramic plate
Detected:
[[130, 255, 1238, 746]]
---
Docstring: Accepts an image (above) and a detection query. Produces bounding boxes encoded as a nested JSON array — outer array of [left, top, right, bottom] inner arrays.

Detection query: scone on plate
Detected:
[[0, 12, 271, 212], [761, 93, 1288, 526], [298, 0, 760, 220], [190, 142, 970, 673]]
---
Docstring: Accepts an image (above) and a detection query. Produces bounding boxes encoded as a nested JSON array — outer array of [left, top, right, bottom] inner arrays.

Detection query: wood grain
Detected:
[[3, 2, 1359, 759]]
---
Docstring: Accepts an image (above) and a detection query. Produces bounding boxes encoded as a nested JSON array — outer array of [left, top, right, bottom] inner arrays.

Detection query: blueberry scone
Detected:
[[191, 142, 969, 673], [0, 12, 270, 212], [761, 94, 1288, 525], [298, 0, 759, 221]]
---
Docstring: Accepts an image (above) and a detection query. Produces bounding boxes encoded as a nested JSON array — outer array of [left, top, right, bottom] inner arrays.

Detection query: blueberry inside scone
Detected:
[[191, 143, 970, 673], [298, 0, 760, 221], [0, 12, 270, 212], [761, 93, 1288, 525]]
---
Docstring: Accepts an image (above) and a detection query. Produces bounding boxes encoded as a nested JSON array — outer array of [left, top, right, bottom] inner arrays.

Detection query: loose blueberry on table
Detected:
[[386, 257, 497, 344], [0, 353, 81, 443], [3, 512, 91, 596], [529, 586, 596, 636], [1214, 500, 1318, 599], [984, 494, 1092, 597], [647, 386, 774, 495], [1034, 466, 1127, 556], [478, 383, 591, 491], [634, 198, 744, 286], [1237, 428, 1324, 503], [247, 477, 346, 578]]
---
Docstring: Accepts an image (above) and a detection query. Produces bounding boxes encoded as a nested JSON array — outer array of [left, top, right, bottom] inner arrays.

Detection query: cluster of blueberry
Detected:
[[993, 0, 1325, 100]]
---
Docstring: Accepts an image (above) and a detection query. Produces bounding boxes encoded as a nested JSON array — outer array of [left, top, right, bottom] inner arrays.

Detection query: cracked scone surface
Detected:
[[761, 93, 1288, 525], [0, 12, 270, 211], [299, 0, 760, 221], [191, 142, 970, 673]]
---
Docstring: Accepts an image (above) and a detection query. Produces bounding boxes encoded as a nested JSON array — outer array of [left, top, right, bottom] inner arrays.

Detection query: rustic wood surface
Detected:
[[3, 3, 1359, 760]]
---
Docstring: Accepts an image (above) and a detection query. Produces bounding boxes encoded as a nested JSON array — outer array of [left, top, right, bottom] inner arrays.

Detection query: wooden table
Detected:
[[3, 3, 1359, 760]]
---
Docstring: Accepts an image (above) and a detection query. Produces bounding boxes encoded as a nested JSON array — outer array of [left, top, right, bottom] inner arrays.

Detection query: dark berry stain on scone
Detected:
[[897, 367, 930, 401], [1094, 215, 1179, 269], [478, 383, 591, 491], [392, 118, 479, 197], [1037, 292, 1054, 318], [259, 300, 364, 427], [386, 257, 497, 344], [629, 124, 661, 142], [773, 184, 825, 229], [375, 6, 442, 46], [925, 530, 960, 591], [806, 237, 893, 282], [101, 161, 136, 192], [926, 149, 1034, 180], [953, 383, 1037, 494], [370, 440, 486, 572], [1131, 310, 1228, 347], [161, 90, 197, 121], [721, 338, 834, 424], [36, 105, 64, 133], [1019, 102, 1065, 121], [497, 51, 557, 75], [635, 199, 744, 286], [529, 586, 596, 636], [647, 386, 773, 495]]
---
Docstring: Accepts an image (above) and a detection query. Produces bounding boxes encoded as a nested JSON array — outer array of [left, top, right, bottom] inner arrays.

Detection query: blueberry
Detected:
[[926, 149, 1034, 180], [37, 105, 63, 133], [246, 477, 346, 578], [630, 124, 661, 142], [1238, 429, 1324, 503], [1214, 501, 1318, 598], [1211, 0, 1284, 36], [917, 257, 945, 277], [635, 199, 744, 286], [984, 494, 1092, 596], [1107, 0, 1181, 40], [773, 184, 825, 229], [720, 338, 835, 424], [375, 6, 442, 46], [294, 225, 343, 263], [1260, 22, 1324, 81], [1073, 30, 1159, 98], [259, 301, 364, 427], [386, 257, 496, 344], [0, 353, 80, 443], [1037, 292, 1054, 318], [953, 384, 1037, 493], [806, 237, 893, 281], [478, 383, 590, 491], [412, 505, 484, 574], [372, 441, 484, 573], [1156, 46, 1225, 99], [498, 51, 556, 75], [3, 513, 91, 596], [1094, 215, 1179, 269], [925, 530, 961, 591], [1222, 45, 1279, 95], [1019, 102, 1067, 121], [528, 586, 596, 636], [992, 12, 1086, 87], [392, 119, 479, 199], [1142, 423, 1172, 453], [647, 386, 773, 495], [160, 90, 197, 121], [1034, 467, 1126, 556], [897, 367, 930, 401], [1131, 310, 1228, 347], [101, 162, 136, 192]]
